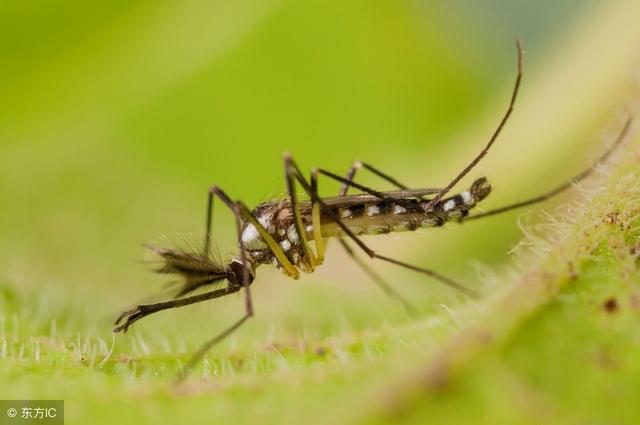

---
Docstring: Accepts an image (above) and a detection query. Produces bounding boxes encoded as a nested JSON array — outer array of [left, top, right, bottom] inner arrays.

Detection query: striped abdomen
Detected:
[[316, 177, 491, 238]]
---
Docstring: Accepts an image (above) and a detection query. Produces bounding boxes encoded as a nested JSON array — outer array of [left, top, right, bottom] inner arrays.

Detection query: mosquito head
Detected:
[[470, 177, 492, 203], [227, 259, 255, 287]]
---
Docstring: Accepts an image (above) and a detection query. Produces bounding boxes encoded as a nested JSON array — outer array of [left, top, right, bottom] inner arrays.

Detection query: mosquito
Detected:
[[113, 39, 632, 379]]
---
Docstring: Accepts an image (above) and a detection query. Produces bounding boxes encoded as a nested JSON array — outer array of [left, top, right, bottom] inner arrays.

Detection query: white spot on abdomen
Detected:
[[393, 205, 407, 214], [421, 218, 437, 227], [365, 225, 388, 234], [460, 190, 473, 206], [443, 199, 456, 212], [366, 205, 380, 216]]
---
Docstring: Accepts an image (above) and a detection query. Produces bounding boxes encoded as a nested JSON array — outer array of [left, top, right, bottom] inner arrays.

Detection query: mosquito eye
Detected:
[[229, 260, 255, 285]]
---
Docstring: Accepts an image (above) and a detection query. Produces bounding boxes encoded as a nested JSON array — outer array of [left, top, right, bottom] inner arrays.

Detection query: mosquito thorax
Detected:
[[240, 200, 310, 271], [240, 201, 280, 251]]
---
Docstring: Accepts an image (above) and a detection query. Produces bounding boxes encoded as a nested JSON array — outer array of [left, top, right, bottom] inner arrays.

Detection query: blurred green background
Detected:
[[1, 1, 639, 424]]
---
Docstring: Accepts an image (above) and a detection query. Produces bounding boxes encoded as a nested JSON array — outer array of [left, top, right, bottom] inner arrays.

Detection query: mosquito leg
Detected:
[[359, 161, 411, 190], [203, 190, 214, 256], [339, 160, 362, 196], [114, 186, 254, 333], [424, 39, 524, 211], [317, 42, 522, 208], [286, 156, 478, 298], [113, 286, 241, 333], [313, 158, 418, 265], [336, 162, 419, 314], [178, 200, 255, 381], [338, 239, 419, 316], [178, 313, 251, 381], [180, 183, 361, 377], [316, 159, 444, 208], [316, 167, 417, 210], [310, 169, 326, 263], [464, 117, 632, 221], [212, 186, 300, 279], [284, 154, 318, 269], [339, 160, 410, 196]]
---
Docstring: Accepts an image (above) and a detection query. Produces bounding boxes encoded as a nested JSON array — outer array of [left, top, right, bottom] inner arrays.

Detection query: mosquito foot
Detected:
[[113, 305, 148, 333]]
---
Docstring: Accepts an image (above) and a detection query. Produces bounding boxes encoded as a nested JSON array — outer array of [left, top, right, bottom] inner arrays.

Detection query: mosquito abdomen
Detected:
[[315, 178, 491, 238]]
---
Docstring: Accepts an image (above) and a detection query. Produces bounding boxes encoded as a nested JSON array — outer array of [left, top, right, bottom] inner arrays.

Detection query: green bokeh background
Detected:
[[0, 0, 601, 301], [1, 1, 638, 424]]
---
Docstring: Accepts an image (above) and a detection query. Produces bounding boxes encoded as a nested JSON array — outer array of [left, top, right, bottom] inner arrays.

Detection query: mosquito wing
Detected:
[[300, 187, 442, 209]]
